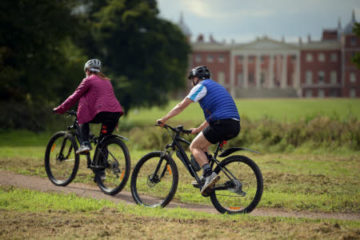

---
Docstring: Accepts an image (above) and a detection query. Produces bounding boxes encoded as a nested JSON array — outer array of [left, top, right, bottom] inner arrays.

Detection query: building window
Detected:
[[238, 56, 243, 64], [218, 55, 225, 63], [350, 72, 356, 83], [318, 71, 325, 84], [351, 37, 357, 47], [195, 55, 202, 63], [218, 72, 225, 85], [318, 89, 325, 98], [331, 53, 337, 62], [306, 53, 313, 62], [318, 53, 325, 62], [237, 73, 243, 86], [248, 56, 255, 63], [305, 89, 312, 98], [330, 89, 338, 97], [350, 88, 356, 98], [306, 71, 312, 84], [330, 71, 337, 84], [207, 55, 214, 63], [260, 56, 265, 63]]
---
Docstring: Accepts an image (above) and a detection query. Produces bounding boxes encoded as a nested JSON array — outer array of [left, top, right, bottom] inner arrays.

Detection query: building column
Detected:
[[281, 53, 288, 88], [229, 52, 235, 97], [268, 54, 274, 88], [243, 54, 248, 89], [256, 54, 261, 88], [295, 52, 302, 96]]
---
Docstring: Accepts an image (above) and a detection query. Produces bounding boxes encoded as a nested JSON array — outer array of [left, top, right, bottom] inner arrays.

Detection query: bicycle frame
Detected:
[[158, 125, 228, 186], [157, 124, 258, 188]]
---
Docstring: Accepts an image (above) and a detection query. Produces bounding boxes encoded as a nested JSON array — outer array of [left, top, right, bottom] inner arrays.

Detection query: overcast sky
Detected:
[[157, 0, 360, 44]]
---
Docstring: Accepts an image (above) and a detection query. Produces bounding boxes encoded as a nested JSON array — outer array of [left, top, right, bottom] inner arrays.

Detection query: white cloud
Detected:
[[180, 0, 275, 19]]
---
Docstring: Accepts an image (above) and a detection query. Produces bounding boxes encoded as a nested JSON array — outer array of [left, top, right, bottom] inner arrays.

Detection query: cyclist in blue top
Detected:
[[157, 66, 240, 196]]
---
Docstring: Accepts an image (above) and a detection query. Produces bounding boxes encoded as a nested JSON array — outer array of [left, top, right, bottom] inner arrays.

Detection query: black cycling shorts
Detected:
[[203, 119, 240, 144]]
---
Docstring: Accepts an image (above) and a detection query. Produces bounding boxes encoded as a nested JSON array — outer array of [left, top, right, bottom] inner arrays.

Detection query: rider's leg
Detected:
[[77, 123, 91, 154], [190, 133, 220, 196], [189, 132, 212, 169]]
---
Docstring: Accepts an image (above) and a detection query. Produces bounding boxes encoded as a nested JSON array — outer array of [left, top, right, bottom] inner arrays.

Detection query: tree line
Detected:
[[0, 0, 190, 130]]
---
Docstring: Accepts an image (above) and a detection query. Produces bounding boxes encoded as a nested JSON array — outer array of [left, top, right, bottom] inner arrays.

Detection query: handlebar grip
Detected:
[[183, 129, 192, 134]]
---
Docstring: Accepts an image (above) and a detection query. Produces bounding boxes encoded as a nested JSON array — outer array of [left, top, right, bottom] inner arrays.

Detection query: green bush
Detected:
[[126, 116, 360, 152]]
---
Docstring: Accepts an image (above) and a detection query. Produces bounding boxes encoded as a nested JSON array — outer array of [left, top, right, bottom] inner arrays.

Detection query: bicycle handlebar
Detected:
[[66, 110, 77, 117], [155, 122, 192, 135]]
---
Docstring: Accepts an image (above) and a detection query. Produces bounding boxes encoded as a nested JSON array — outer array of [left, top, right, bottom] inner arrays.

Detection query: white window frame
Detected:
[[318, 71, 325, 84], [306, 71, 312, 85], [218, 55, 225, 63], [318, 89, 325, 98], [207, 55, 214, 63], [330, 71, 337, 84], [350, 72, 356, 83], [330, 53, 337, 62], [218, 71, 225, 85], [350, 88, 356, 98], [195, 54, 202, 63], [305, 89, 312, 98], [306, 53, 313, 62], [318, 53, 325, 62]]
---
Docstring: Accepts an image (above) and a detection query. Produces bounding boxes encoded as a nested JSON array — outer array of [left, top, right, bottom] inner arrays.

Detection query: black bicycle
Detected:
[[130, 124, 263, 214], [44, 110, 131, 195]]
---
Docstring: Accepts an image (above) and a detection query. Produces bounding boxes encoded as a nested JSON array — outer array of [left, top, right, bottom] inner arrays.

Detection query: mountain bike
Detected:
[[130, 123, 263, 214], [44, 110, 131, 195]]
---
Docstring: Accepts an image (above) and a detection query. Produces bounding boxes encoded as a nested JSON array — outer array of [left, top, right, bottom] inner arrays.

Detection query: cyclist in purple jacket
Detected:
[[54, 59, 124, 155]]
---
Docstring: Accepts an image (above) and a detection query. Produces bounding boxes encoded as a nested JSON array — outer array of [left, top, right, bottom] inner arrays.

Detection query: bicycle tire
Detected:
[[131, 151, 178, 208], [95, 137, 131, 195], [210, 155, 263, 214], [44, 131, 80, 186]]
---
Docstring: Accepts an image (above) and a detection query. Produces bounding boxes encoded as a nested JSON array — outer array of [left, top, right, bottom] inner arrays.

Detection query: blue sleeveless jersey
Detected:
[[199, 79, 240, 122]]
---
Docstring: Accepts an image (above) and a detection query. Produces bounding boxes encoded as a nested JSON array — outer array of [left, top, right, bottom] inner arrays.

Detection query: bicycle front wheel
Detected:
[[131, 152, 178, 208], [44, 131, 79, 186], [210, 155, 263, 214], [95, 137, 131, 195]]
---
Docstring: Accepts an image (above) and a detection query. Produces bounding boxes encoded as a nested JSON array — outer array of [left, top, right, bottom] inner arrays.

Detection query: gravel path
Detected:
[[1, 170, 359, 221]]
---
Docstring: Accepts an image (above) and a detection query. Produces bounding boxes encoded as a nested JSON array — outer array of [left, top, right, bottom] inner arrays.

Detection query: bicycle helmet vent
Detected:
[[84, 59, 101, 72]]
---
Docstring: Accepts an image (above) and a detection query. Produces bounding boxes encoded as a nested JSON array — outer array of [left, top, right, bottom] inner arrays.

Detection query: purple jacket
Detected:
[[55, 74, 123, 124]]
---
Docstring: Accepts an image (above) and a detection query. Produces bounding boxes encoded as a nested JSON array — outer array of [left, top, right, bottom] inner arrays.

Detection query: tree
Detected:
[[0, 0, 86, 130], [83, 0, 191, 113], [352, 23, 360, 69], [0, 0, 84, 103]]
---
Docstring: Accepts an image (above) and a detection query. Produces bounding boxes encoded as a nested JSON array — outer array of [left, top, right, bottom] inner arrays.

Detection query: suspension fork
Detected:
[[151, 151, 169, 179], [58, 135, 73, 160]]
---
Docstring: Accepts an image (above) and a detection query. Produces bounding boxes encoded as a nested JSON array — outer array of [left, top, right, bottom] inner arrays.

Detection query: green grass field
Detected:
[[0, 98, 360, 239], [126, 98, 360, 126]]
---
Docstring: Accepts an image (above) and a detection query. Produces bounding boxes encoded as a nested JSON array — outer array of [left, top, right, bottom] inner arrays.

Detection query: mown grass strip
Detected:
[[1, 186, 359, 228]]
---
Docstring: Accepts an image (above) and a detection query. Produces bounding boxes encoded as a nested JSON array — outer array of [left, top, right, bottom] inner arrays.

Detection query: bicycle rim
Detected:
[[45, 132, 79, 186], [210, 155, 263, 214], [96, 138, 130, 195], [131, 152, 178, 208]]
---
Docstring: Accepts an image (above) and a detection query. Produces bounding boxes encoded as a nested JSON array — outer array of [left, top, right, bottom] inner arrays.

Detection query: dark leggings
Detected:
[[79, 112, 122, 145]]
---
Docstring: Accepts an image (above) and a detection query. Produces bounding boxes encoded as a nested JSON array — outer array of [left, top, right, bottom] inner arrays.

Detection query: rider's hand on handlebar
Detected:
[[52, 107, 59, 114], [190, 128, 200, 135], [156, 119, 166, 127]]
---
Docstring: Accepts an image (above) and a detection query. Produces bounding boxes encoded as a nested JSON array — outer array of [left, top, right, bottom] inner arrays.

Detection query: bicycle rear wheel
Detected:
[[44, 131, 79, 186], [210, 155, 263, 214], [95, 137, 131, 195], [131, 152, 178, 208]]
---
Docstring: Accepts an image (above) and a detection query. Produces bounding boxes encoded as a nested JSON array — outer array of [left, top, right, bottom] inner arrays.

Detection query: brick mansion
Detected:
[[178, 11, 360, 98]]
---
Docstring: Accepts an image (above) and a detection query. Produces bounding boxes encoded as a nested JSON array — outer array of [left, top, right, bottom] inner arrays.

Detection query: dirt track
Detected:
[[1, 170, 359, 221]]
